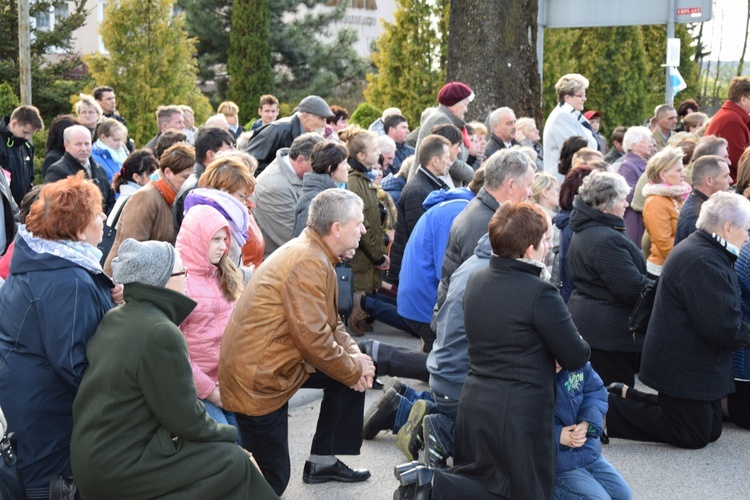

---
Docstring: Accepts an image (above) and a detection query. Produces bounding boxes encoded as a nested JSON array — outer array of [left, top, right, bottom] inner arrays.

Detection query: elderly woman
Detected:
[[92, 117, 129, 183], [566, 171, 653, 387], [543, 74, 598, 182], [104, 144, 195, 274], [516, 117, 544, 171], [607, 191, 750, 449], [395, 202, 590, 500], [293, 141, 349, 237], [184, 154, 259, 278], [642, 146, 692, 277], [71, 239, 278, 499], [618, 126, 657, 246], [75, 93, 102, 140], [0, 173, 114, 497]]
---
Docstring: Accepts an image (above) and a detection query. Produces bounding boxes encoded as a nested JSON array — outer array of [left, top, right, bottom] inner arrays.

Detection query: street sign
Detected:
[[541, 0, 713, 28]]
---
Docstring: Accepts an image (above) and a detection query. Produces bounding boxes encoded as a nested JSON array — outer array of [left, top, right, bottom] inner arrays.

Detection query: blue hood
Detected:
[[555, 210, 571, 231], [422, 187, 474, 211], [473, 233, 492, 259]]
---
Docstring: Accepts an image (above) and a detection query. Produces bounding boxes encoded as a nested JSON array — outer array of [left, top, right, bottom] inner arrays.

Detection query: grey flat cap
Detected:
[[297, 95, 334, 119]]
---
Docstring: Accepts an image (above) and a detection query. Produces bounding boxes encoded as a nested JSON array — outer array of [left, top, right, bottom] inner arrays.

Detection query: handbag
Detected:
[[97, 196, 129, 265], [335, 262, 354, 318], [629, 277, 658, 337], [0, 432, 26, 500]]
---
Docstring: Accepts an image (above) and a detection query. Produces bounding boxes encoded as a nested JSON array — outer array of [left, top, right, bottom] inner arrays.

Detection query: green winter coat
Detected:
[[348, 164, 386, 294], [70, 283, 278, 500]]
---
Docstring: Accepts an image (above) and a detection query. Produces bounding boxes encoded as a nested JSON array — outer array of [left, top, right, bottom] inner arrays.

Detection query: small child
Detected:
[[554, 362, 632, 500]]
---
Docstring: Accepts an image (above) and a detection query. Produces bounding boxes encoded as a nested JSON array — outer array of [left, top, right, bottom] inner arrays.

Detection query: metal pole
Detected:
[[666, 0, 676, 106], [18, 0, 32, 105], [538, 0, 545, 110]]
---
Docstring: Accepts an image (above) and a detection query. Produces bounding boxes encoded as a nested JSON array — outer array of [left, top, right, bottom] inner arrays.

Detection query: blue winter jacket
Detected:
[[398, 188, 474, 323], [733, 243, 750, 379], [554, 362, 608, 473], [556, 209, 575, 302], [0, 229, 113, 493], [91, 143, 122, 183]]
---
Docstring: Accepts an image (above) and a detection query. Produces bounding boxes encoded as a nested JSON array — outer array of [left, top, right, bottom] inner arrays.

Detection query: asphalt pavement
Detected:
[[281, 322, 750, 500]]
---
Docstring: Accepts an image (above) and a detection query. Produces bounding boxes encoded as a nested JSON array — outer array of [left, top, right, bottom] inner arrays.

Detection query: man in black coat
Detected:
[[0, 105, 44, 205], [483, 107, 520, 159], [244, 95, 333, 175], [386, 135, 450, 285], [44, 125, 116, 215], [607, 191, 750, 449], [437, 148, 535, 307]]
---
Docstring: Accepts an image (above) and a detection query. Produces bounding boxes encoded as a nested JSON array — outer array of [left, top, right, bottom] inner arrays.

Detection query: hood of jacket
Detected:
[[122, 282, 197, 326], [555, 210, 571, 231], [422, 187, 475, 211], [0, 116, 30, 149], [301, 171, 338, 194], [176, 204, 231, 277], [473, 232, 492, 259], [569, 196, 626, 233]]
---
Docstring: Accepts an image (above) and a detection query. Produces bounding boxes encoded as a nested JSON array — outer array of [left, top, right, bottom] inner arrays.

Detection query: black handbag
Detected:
[[0, 432, 26, 500], [335, 262, 354, 318], [629, 277, 659, 337], [97, 196, 129, 265]]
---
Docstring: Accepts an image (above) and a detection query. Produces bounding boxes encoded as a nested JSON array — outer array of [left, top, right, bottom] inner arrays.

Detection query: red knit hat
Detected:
[[438, 82, 474, 107]]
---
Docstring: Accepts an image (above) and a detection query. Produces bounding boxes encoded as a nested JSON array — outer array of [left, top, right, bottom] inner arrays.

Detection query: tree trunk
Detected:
[[446, 0, 542, 125], [737, 0, 750, 76]]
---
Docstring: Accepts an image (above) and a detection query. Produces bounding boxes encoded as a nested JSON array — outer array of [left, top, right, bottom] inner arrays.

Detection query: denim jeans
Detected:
[[392, 386, 433, 433], [202, 399, 243, 446], [364, 293, 416, 336], [554, 455, 632, 500]]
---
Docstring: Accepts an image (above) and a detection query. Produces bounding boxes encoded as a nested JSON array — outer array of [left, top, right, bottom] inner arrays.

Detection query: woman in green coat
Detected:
[[71, 238, 278, 499]]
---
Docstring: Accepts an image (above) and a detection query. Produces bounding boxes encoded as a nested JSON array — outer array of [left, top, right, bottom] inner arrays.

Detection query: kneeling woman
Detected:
[[71, 239, 278, 499], [396, 203, 591, 500]]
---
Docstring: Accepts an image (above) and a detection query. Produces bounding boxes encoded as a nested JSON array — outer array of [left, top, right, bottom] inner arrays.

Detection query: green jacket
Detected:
[[71, 283, 277, 500], [348, 166, 386, 293]]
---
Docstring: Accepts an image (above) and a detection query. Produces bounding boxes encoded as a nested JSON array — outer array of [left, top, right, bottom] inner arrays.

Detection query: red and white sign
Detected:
[[677, 7, 701, 15]]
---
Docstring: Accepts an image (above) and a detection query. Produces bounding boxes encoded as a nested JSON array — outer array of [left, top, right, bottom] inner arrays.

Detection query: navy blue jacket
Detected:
[[0, 231, 113, 492], [554, 363, 607, 473], [733, 242, 750, 379]]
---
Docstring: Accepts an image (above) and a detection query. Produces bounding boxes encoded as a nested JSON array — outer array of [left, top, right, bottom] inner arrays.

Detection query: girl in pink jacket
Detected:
[[176, 204, 244, 437]]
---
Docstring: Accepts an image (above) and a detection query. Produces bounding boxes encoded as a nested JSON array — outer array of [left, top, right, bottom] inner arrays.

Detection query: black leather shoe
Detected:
[[303, 459, 371, 484], [363, 387, 400, 439]]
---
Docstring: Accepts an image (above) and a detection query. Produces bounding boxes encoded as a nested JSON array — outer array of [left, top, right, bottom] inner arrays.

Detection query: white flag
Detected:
[[670, 67, 687, 95]]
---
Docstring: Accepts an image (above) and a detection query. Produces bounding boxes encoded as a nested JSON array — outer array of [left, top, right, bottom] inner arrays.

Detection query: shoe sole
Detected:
[[303, 472, 371, 484], [363, 388, 399, 440], [396, 400, 428, 461]]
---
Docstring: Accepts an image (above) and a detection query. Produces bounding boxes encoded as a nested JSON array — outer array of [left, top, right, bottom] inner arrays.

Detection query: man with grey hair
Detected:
[[484, 107, 520, 158], [439, 148, 536, 303], [145, 105, 185, 150], [44, 125, 116, 215], [219, 188, 376, 495], [245, 95, 334, 174], [253, 132, 325, 258], [652, 104, 678, 151], [675, 155, 733, 245]]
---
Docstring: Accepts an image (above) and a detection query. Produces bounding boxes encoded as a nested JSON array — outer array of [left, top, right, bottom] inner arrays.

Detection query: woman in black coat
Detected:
[[566, 171, 652, 387], [607, 191, 750, 449], [395, 203, 590, 500]]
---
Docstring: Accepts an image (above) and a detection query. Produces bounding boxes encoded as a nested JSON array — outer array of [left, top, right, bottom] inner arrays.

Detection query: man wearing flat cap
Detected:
[[244, 95, 334, 174]]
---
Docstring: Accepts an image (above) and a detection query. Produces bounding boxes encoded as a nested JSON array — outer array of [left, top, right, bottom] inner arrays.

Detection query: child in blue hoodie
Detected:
[[555, 362, 632, 500]]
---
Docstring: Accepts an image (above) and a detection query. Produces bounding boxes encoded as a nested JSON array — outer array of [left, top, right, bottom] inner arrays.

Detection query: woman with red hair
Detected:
[[0, 172, 115, 498]]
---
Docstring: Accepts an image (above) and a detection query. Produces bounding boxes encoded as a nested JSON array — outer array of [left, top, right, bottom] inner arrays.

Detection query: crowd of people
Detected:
[[1, 73, 750, 499]]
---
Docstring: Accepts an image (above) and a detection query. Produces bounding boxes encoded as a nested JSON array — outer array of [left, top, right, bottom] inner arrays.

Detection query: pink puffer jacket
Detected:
[[176, 204, 235, 399]]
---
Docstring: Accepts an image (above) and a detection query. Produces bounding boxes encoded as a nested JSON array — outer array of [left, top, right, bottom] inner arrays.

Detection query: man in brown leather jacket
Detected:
[[219, 189, 376, 496]]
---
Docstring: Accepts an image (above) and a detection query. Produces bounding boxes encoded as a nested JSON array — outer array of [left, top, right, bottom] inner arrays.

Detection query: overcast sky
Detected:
[[702, 0, 750, 61]]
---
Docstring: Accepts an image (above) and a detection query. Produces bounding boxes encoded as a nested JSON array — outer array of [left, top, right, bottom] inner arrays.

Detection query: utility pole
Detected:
[[665, 0, 676, 106], [18, 0, 32, 104]]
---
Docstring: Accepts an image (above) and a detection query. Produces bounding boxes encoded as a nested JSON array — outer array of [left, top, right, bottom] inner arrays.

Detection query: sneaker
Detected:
[[422, 414, 450, 468], [396, 400, 429, 461], [363, 387, 400, 440]]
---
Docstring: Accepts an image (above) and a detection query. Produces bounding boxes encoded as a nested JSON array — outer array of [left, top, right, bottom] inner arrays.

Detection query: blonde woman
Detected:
[[642, 146, 692, 276], [75, 93, 103, 140], [532, 172, 560, 276]]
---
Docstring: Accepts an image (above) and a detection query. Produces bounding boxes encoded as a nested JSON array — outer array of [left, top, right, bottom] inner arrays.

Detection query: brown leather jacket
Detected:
[[219, 228, 362, 416]]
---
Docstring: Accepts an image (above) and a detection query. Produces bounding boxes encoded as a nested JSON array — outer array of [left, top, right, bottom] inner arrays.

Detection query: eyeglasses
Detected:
[[170, 268, 188, 278]]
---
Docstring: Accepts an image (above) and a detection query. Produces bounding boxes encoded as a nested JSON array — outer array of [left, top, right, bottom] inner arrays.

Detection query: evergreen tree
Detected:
[[86, 0, 212, 147], [364, 0, 448, 125], [178, 0, 365, 105], [0, 0, 90, 121], [228, 0, 273, 124]]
